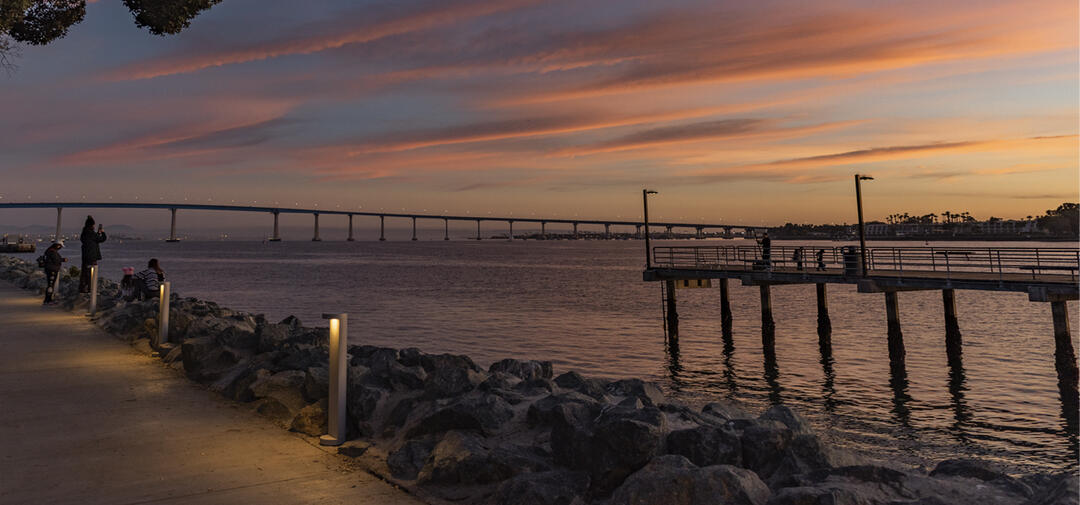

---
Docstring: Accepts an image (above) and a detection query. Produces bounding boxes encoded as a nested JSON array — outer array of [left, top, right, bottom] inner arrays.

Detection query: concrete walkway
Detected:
[[0, 283, 424, 505]]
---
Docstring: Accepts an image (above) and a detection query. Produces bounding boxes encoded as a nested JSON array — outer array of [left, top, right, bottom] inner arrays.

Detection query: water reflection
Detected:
[[820, 347, 838, 414], [665, 337, 685, 393], [889, 361, 915, 432], [947, 358, 971, 441], [763, 348, 783, 404]]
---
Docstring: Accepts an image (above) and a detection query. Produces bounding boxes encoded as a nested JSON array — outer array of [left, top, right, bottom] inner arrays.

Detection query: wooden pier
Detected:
[[645, 244, 1080, 403]]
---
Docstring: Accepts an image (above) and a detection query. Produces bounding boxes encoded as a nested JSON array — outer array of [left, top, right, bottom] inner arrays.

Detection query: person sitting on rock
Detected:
[[119, 267, 136, 301], [42, 241, 67, 305], [134, 258, 166, 299]]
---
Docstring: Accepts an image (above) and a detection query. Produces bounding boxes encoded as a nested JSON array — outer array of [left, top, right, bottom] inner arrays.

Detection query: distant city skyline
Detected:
[[1, 0, 1077, 227]]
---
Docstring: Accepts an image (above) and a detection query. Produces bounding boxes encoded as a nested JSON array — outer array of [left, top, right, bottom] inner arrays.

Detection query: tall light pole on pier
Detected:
[[643, 189, 658, 268], [854, 174, 873, 277]]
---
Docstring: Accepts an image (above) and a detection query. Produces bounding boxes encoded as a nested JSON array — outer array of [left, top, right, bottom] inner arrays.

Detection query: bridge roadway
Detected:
[[0, 202, 754, 242], [642, 244, 1080, 408]]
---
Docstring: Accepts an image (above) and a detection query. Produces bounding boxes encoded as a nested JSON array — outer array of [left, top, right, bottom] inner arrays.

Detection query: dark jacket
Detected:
[[80, 227, 107, 263], [44, 248, 63, 273]]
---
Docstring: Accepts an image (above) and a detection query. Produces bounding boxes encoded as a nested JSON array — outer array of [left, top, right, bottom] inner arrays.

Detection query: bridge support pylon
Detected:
[[167, 208, 180, 242], [444, 218, 449, 240], [54, 207, 62, 242], [412, 217, 418, 241], [312, 213, 321, 241], [270, 211, 281, 241], [379, 216, 386, 241], [476, 219, 481, 240], [508, 220, 513, 241], [347, 214, 355, 241]]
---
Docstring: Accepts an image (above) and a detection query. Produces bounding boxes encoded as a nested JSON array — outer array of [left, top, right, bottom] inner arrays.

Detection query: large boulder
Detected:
[[290, 399, 328, 437], [180, 336, 245, 382], [251, 370, 307, 425], [605, 379, 665, 407], [488, 358, 553, 381], [416, 431, 550, 485], [526, 392, 603, 428], [423, 364, 484, 399], [185, 315, 258, 350], [404, 392, 514, 438], [666, 424, 741, 467], [388, 439, 436, 480], [490, 470, 591, 505], [256, 323, 292, 353], [551, 404, 668, 496], [609, 455, 770, 505], [553, 371, 608, 400]]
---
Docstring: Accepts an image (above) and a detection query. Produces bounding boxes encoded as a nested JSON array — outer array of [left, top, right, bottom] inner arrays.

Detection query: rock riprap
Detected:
[[1, 255, 1074, 505]]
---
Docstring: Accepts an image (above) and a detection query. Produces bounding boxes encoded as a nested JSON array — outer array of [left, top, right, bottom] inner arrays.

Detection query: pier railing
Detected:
[[652, 245, 1080, 281]]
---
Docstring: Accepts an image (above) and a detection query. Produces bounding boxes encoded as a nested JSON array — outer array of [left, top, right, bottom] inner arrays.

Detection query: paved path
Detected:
[[0, 283, 424, 505]]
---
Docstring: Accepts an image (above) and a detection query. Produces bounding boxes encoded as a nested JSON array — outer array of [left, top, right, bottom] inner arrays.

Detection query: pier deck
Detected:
[[0, 283, 421, 505]]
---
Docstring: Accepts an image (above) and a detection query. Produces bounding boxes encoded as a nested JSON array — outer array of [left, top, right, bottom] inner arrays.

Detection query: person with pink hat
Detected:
[[120, 267, 136, 301]]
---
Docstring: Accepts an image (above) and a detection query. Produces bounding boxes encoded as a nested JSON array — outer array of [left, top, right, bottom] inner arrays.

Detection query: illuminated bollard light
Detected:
[[155, 282, 171, 348], [320, 313, 348, 446], [88, 265, 99, 316]]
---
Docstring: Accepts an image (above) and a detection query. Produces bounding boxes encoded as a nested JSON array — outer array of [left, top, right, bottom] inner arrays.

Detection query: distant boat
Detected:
[[0, 234, 35, 253]]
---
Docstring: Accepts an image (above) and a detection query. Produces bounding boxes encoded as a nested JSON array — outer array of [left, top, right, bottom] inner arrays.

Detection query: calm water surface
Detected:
[[67, 238, 1078, 472]]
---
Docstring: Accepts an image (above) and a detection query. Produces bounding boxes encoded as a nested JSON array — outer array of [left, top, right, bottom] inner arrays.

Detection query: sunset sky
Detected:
[[1, 0, 1077, 230]]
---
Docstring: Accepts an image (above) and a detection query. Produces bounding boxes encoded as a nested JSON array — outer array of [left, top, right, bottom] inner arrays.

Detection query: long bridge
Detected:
[[0, 202, 757, 242], [643, 243, 1080, 406]]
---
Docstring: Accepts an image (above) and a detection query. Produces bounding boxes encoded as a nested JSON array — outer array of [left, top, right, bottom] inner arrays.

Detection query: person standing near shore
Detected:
[[42, 241, 66, 305], [79, 216, 106, 293], [758, 231, 772, 269]]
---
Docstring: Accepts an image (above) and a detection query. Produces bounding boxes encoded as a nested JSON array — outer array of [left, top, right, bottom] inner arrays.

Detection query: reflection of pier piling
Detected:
[[943, 289, 962, 366], [816, 283, 831, 352]]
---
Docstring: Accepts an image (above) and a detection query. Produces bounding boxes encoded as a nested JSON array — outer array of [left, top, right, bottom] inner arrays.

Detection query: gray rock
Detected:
[[1024, 472, 1079, 505], [609, 455, 771, 505], [417, 431, 549, 485], [488, 358, 554, 381], [419, 352, 481, 373], [257, 323, 292, 353], [527, 392, 602, 427], [423, 365, 483, 399], [552, 404, 668, 496], [186, 315, 258, 350], [702, 400, 755, 424], [404, 392, 514, 438], [666, 424, 741, 467], [761, 405, 814, 435], [553, 371, 608, 400], [605, 378, 665, 407], [303, 366, 329, 402], [250, 370, 307, 425], [180, 336, 245, 382], [491, 469, 590, 505], [290, 399, 328, 436], [388, 439, 435, 480]]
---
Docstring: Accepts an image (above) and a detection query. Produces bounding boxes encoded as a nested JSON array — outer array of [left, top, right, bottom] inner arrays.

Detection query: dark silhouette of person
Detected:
[[816, 248, 826, 271], [135, 258, 166, 299], [758, 231, 772, 268], [78, 216, 106, 293], [793, 247, 804, 271], [42, 241, 67, 304]]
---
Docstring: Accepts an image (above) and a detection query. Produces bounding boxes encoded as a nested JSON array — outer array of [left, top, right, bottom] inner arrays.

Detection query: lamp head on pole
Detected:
[[644, 189, 658, 195], [857, 174, 874, 181]]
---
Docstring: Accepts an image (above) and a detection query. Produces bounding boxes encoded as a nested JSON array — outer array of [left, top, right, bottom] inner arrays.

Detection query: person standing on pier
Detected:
[[758, 231, 772, 269], [816, 248, 826, 271], [78, 216, 106, 293], [793, 247, 804, 271], [42, 241, 66, 305]]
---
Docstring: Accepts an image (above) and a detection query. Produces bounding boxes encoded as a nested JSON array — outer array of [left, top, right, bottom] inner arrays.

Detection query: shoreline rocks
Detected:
[[1, 255, 1074, 505]]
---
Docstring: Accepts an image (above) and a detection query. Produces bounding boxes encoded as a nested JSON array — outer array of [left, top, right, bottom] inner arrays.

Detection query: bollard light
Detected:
[[155, 282, 171, 348], [320, 313, 348, 446], [87, 265, 98, 316]]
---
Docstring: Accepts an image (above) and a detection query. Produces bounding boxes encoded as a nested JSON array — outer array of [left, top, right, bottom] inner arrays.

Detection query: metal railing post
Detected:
[[320, 313, 348, 446]]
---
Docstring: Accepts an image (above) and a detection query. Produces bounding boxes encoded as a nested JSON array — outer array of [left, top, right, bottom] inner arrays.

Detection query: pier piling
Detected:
[[664, 280, 679, 340], [718, 278, 732, 338], [760, 284, 775, 347], [1051, 301, 1079, 401], [816, 283, 832, 350], [943, 289, 962, 365], [885, 291, 905, 367]]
